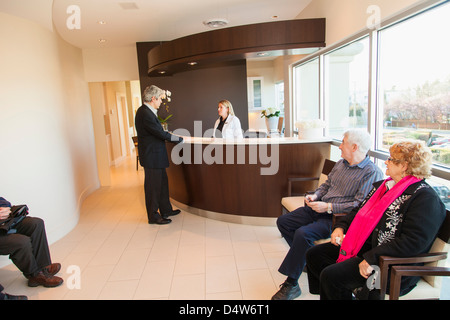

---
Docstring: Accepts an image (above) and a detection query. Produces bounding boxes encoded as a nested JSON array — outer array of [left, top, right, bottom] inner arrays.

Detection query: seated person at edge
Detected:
[[305, 140, 446, 300], [0, 197, 63, 288], [1, 283, 27, 300], [213, 99, 243, 139], [272, 129, 383, 300]]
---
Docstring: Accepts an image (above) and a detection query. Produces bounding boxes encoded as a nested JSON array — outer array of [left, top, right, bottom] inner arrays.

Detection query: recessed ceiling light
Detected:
[[98, 39, 107, 44], [158, 71, 166, 74], [257, 52, 268, 57], [97, 20, 107, 25], [272, 15, 279, 19], [188, 62, 198, 66], [203, 18, 228, 28]]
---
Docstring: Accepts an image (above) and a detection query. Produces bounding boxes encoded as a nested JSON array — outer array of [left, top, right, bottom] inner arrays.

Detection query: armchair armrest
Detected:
[[379, 252, 448, 299], [389, 265, 450, 300], [332, 213, 347, 228]]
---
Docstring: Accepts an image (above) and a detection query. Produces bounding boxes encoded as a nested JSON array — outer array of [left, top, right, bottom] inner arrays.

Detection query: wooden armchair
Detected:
[[281, 159, 336, 215], [379, 209, 450, 300], [280, 159, 346, 244]]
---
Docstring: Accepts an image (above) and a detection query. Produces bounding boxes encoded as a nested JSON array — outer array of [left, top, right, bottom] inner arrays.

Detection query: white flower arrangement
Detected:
[[158, 90, 173, 124], [295, 119, 326, 129], [164, 90, 171, 102], [260, 107, 281, 118]]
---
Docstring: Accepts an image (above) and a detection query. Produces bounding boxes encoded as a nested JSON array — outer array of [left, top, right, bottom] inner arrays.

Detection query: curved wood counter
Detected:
[[166, 137, 331, 224]]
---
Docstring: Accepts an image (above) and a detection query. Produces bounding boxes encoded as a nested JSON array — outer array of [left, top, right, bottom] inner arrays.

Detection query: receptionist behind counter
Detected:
[[213, 99, 243, 139]]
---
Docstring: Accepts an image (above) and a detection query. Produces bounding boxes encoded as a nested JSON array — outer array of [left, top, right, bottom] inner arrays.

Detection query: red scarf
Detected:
[[337, 175, 421, 262]]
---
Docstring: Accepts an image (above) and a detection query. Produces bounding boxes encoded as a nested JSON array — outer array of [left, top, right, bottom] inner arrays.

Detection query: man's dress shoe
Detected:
[[162, 209, 181, 219], [148, 216, 171, 225]]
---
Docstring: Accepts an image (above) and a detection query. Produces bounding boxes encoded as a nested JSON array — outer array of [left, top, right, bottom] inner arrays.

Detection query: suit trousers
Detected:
[[277, 206, 332, 280], [0, 217, 52, 277], [144, 167, 173, 221]]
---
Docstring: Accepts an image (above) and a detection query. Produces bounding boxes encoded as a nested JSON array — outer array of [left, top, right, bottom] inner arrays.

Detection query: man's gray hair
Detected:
[[143, 85, 165, 103], [344, 129, 373, 155]]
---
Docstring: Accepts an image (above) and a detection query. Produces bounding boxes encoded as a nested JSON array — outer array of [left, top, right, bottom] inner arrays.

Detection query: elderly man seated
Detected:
[[272, 129, 383, 300]]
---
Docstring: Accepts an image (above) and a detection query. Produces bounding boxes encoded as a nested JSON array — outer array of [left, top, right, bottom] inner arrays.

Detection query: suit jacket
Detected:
[[135, 104, 182, 169]]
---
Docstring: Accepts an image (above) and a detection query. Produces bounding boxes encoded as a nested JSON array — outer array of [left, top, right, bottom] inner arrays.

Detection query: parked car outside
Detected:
[[431, 185, 450, 209]]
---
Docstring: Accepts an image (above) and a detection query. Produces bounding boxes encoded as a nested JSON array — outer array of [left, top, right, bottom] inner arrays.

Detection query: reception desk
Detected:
[[166, 137, 331, 224]]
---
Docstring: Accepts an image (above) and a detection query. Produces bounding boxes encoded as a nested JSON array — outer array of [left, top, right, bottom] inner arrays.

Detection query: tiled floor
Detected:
[[2, 155, 448, 300], [0, 155, 317, 300]]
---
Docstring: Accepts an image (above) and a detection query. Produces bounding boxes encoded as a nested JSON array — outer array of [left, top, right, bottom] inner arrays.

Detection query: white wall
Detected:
[[296, 0, 423, 46], [82, 47, 140, 82], [0, 12, 99, 264]]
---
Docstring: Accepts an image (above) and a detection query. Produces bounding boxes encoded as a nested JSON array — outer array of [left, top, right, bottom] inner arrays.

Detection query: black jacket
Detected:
[[135, 104, 182, 169], [336, 180, 445, 264], [335, 180, 446, 294]]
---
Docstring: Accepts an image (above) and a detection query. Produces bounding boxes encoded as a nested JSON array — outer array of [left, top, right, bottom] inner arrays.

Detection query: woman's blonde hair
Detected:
[[218, 99, 235, 116], [389, 140, 433, 179]]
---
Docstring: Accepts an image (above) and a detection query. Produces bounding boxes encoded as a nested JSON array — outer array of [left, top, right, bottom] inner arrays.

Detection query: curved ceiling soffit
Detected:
[[147, 18, 326, 77]]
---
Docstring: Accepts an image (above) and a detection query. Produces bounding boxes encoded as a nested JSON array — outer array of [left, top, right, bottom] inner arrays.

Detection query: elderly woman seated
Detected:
[[305, 140, 446, 300]]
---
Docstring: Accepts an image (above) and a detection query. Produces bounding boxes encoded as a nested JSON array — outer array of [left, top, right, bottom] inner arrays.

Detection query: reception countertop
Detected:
[[166, 137, 331, 225], [180, 136, 332, 145]]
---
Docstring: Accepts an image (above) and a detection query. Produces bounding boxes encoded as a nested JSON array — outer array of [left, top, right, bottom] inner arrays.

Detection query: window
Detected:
[[324, 36, 370, 140], [292, 58, 320, 124], [247, 77, 263, 110], [291, 1, 450, 181], [275, 81, 284, 112], [376, 3, 450, 167]]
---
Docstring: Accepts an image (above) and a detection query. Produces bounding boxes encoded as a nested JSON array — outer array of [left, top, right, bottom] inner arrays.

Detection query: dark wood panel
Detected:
[[166, 141, 330, 218], [147, 19, 325, 76]]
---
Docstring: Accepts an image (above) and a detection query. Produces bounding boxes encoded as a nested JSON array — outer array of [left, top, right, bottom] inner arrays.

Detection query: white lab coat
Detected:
[[213, 115, 243, 139]]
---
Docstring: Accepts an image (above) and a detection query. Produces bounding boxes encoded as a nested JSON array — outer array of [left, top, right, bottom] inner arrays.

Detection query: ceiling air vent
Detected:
[[203, 18, 229, 28]]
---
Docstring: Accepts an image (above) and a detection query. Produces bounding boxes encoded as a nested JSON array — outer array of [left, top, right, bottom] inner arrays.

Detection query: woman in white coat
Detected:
[[213, 100, 243, 139]]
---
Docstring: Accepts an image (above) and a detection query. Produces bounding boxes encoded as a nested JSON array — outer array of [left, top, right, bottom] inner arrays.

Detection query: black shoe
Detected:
[[162, 209, 181, 219], [148, 216, 171, 225], [271, 281, 301, 300]]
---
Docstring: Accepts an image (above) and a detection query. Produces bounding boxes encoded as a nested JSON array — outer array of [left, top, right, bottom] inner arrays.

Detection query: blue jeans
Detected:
[[277, 206, 332, 280]]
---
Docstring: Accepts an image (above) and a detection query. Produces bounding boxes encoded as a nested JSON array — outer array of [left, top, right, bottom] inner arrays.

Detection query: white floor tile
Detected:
[[0, 155, 298, 300]]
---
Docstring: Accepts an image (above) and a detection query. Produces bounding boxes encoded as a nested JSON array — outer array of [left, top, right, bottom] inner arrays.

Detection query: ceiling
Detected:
[[0, 0, 313, 49]]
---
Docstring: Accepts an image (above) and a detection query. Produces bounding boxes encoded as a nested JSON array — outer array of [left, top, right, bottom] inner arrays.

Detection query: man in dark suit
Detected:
[[0, 197, 63, 288], [135, 85, 183, 224]]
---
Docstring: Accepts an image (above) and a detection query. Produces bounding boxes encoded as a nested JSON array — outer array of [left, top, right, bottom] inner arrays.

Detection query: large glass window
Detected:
[[292, 58, 320, 124], [291, 0, 450, 185], [377, 3, 450, 167], [324, 36, 370, 140]]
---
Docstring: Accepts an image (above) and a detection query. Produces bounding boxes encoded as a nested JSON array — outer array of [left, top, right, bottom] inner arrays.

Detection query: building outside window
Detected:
[[292, 57, 320, 125], [324, 36, 370, 140]]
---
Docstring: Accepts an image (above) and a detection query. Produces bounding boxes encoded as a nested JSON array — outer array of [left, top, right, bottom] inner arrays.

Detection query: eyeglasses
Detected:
[[387, 157, 403, 163]]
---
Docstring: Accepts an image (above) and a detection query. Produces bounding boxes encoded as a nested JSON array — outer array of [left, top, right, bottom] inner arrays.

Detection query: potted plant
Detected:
[[261, 107, 281, 133]]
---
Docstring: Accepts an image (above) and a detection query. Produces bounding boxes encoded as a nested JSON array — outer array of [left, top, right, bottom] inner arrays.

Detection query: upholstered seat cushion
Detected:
[[281, 196, 304, 213]]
